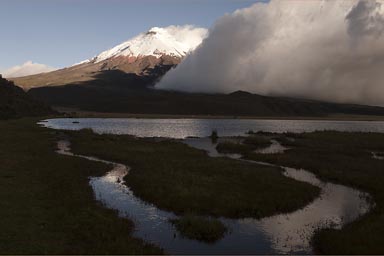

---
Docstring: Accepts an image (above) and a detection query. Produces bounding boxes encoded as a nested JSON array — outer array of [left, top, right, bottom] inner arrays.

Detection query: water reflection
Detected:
[[183, 138, 372, 253], [40, 118, 384, 138], [56, 138, 372, 254], [255, 139, 290, 154]]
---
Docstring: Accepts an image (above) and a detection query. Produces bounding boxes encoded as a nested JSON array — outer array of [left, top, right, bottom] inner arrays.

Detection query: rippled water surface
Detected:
[[40, 118, 384, 138]]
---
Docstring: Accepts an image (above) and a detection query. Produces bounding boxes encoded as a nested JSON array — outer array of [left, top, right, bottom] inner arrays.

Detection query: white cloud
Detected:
[[1, 61, 56, 78], [92, 25, 208, 63], [157, 0, 384, 106]]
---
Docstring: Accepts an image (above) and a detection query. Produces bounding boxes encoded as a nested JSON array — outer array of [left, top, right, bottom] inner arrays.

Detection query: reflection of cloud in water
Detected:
[[256, 182, 369, 253]]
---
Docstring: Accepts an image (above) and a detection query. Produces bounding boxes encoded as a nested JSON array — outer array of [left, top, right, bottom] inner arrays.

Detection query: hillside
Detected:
[[26, 71, 384, 118], [0, 75, 52, 119]]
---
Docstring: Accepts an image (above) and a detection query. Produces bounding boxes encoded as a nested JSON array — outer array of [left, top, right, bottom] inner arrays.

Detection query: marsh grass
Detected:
[[0, 118, 161, 254], [216, 134, 271, 154], [216, 141, 252, 154], [238, 131, 384, 254], [171, 215, 228, 243], [69, 130, 320, 219], [243, 134, 271, 147]]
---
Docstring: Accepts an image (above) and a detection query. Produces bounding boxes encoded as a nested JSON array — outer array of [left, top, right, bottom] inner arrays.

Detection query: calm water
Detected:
[[40, 118, 384, 138], [56, 138, 371, 254]]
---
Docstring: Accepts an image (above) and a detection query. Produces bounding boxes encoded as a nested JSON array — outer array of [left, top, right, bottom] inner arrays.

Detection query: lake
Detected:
[[39, 118, 384, 138]]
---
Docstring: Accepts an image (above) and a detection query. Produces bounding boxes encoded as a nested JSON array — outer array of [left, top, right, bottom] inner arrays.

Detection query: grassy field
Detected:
[[0, 118, 161, 254], [69, 130, 320, 219], [223, 131, 384, 254]]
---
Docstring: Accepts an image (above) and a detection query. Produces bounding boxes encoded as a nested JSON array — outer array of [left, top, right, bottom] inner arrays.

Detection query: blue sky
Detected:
[[0, 0, 259, 70]]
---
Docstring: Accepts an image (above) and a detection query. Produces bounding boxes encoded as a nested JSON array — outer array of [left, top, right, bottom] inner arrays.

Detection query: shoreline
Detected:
[[53, 107, 384, 121]]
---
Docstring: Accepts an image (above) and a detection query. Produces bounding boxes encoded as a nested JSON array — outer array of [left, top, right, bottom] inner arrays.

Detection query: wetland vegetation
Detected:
[[68, 129, 320, 219], [216, 134, 272, 154], [170, 215, 228, 243], [216, 131, 384, 254], [1, 117, 383, 254], [0, 118, 161, 254]]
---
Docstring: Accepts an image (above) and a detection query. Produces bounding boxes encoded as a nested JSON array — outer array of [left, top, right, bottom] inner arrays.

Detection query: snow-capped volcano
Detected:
[[85, 25, 208, 64], [13, 25, 208, 90]]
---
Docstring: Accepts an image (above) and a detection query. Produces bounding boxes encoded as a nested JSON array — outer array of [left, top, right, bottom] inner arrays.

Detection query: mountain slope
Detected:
[[27, 74, 384, 118], [12, 26, 207, 90], [0, 75, 52, 119]]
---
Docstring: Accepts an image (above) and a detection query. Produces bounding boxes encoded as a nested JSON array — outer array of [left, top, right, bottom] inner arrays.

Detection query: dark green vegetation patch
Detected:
[[171, 215, 228, 243], [216, 134, 271, 154]]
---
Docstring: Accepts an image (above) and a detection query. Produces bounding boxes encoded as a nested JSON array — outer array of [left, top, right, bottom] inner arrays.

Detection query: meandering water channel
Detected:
[[55, 136, 372, 254]]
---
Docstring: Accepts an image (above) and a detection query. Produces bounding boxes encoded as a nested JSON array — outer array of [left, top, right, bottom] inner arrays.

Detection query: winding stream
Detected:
[[56, 138, 371, 254]]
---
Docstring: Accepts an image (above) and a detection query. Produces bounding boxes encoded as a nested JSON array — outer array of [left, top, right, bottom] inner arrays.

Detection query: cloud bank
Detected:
[[157, 0, 384, 106], [1, 61, 56, 78]]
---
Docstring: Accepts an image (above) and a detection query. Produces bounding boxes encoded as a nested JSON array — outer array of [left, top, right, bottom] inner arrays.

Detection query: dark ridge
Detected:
[[0, 75, 53, 119], [25, 71, 384, 117], [229, 90, 253, 97]]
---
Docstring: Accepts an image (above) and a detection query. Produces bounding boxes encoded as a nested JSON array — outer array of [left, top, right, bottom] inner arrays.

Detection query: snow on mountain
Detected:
[[12, 25, 208, 89], [87, 25, 208, 64]]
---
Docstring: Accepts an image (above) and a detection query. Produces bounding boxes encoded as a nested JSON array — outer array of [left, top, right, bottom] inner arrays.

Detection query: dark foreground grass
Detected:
[[171, 215, 227, 243], [69, 130, 320, 219], [0, 118, 161, 254], [240, 131, 384, 254]]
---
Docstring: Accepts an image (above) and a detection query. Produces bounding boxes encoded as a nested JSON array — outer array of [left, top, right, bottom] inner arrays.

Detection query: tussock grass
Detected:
[[171, 215, 227, 243], [216, 134, 271, 154], [216, 141, 252, 154], [243, 134, 271, 147]]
